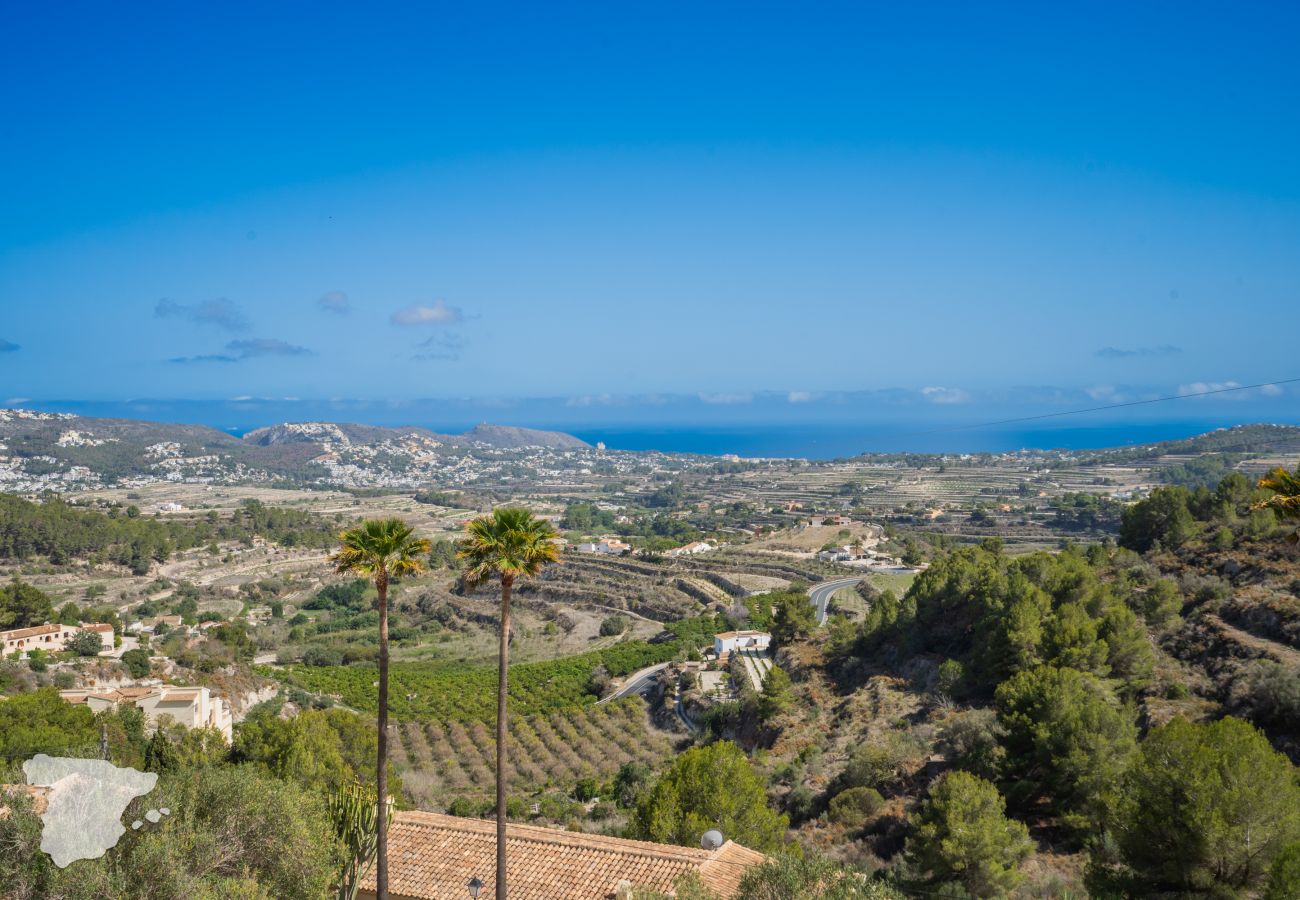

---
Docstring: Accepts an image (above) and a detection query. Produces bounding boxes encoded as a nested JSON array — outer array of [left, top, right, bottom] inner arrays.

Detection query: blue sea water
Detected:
[[565, 421, 1263, 460], [28, 397, 1295, 461]]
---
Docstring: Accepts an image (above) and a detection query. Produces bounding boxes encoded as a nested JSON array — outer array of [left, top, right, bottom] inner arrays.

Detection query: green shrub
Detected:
[[599, 615, 628, 636], [67, 630, 106, 657], [1212, 527, 1235, 551], [936, 659, 965, 696], [121, 648, 153, 679], [828, 786, 884, 828], [301, 646, 344, 667], [840, 731, 924, 791], [784, 785, 816, 822]]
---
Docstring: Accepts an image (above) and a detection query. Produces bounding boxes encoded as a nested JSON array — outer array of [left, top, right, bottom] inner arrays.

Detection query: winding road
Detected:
[[808, 567, 921, 625], [600, 662, 671, 703], [601, 661, 697, 731], [808, 576, 865, 625]]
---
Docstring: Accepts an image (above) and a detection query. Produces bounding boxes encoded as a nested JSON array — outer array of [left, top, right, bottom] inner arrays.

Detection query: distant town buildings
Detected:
[[60, 685, 233, 742]]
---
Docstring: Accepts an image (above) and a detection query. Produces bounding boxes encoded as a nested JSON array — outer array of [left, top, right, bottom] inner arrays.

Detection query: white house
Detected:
[[60, 685, 233, 742], [1, 621, 114, 657], [575, 537, 631, 554], [667, 541, 714, 558], [713, 630, 771, 658], [817, 544, 861, 562], [81, 622, 114, 651], [2, 623, 78, 656], [808, 514, 852, 528]]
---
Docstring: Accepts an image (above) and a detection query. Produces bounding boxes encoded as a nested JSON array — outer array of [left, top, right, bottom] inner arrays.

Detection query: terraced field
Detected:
[[392, 697, 675, 809], [736, 648, 772, 691]]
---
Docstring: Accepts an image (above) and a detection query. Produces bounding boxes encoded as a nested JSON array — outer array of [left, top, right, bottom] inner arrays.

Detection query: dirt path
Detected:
[[1206, 614, 1300, 668]]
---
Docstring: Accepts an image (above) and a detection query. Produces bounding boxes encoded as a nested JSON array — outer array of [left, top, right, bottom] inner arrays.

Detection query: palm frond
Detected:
[[456, 507, 560, 586], [1256, 467, 1300, 521], [331, 518, 431, 577]]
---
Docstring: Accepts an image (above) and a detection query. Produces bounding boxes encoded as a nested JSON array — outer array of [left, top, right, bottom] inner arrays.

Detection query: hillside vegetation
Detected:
[[746, 465, 1300, 896]]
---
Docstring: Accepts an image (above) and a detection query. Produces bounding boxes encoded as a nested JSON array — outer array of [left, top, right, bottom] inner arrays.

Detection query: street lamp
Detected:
[[701, 829, 723, 850], [467, 876, 483, 899]]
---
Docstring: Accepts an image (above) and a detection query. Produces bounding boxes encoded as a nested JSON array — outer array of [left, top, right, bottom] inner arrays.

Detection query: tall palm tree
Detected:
[[330, 519, 430, 900], [457, 508, 560, 900]]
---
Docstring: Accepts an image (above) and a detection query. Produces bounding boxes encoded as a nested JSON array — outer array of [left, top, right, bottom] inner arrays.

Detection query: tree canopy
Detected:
[[907, 770, 1033, 897], [1102, 716, 1300, 894], [631, 741, 788, 853], [995, 665, 1137, 832], [0, 578, 54, 630]]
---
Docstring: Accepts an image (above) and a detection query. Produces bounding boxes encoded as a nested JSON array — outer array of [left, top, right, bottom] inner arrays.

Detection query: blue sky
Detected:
[[1, 1, 1298, 431]]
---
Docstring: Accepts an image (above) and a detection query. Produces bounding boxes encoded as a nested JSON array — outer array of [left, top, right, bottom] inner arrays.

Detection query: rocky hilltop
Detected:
[[242, 421, 447, 447], [241, 421, 587, 450], [459, 423, 589, 450]]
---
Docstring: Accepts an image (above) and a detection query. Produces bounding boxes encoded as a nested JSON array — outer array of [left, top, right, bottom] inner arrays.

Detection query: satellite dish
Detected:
[[701, 829, 724, 850]]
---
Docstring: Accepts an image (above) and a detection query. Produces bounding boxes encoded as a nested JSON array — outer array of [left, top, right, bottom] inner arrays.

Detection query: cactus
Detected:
[[329, 781, 391, 900]]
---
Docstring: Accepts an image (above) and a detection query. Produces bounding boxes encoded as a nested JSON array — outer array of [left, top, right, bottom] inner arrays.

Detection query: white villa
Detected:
[[713, 630, 771, 659], [575, 537, 632, 554], [60, 685, 233, 742], [1, 621, 114, 657], [667, 541, 714, 557]]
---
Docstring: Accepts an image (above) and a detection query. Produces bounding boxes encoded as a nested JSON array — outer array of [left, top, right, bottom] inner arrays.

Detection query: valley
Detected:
[[2, 413, 1300, 896]]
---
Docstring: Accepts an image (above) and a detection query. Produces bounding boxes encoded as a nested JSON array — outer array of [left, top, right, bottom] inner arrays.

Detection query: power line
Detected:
[[922, 377, 1300, 435]]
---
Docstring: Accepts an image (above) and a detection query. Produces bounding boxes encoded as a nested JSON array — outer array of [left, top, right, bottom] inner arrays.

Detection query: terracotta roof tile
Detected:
[[158, 689, 202, 701], [0, 624, 66, 641], [360, 812, 766, 899]]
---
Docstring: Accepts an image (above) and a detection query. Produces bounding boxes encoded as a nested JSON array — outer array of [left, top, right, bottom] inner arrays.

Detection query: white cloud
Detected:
[[920, 386, 970, 405], [567, 394, 617, 407], [317, 291, 349, 314], [787, 391, 818, 404], [1177, 381, 1245, 400], [1177, 381, 1284, 400], [698, 392, 753, 405], [391, 299, 464, 326], [1085, 384, 1128, 402]]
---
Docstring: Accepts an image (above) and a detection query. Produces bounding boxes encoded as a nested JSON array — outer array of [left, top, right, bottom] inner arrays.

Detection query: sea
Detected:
[[564, 421, 1264, 460], [26, 398, 1296, 461]]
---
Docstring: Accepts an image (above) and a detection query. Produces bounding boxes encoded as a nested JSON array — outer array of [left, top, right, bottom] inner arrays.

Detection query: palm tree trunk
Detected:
[[376, 570, 390, 900], [496, 574, 513, 900]]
